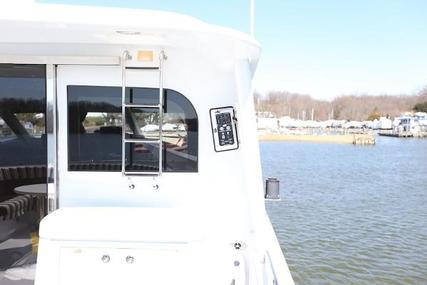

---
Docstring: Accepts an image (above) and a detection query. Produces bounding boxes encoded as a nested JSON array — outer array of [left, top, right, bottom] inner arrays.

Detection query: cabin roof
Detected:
[[0, 2, 260, 52]]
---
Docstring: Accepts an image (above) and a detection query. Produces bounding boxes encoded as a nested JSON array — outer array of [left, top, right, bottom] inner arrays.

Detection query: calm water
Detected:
[[261, 137, 427, 285]]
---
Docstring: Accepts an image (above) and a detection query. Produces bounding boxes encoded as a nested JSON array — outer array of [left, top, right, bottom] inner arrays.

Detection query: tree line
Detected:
[[254, 87, 427, 121]]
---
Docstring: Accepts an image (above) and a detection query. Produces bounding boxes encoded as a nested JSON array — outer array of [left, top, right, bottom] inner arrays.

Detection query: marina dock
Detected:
[[379, 131, 427, 138]]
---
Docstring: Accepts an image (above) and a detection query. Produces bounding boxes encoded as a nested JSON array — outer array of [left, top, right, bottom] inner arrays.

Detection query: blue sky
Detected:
[[38, 0, 427, 100]]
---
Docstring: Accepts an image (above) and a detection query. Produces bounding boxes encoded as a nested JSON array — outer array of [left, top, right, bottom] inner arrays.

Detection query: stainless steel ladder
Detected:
[[121, 50, 167, 176]]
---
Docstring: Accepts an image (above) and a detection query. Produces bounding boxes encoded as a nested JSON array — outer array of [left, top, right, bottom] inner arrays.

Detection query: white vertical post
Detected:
[[46, 64, 57, 212], [250, 0, 255, 37]]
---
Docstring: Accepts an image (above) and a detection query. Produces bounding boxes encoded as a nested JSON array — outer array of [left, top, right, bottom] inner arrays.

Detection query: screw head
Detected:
[[101, 255, 110, 263], [126, 256, 135, 264], [234, 260, 240, 266], [129, 184, 135, 190], [234, 242, 242, 250]]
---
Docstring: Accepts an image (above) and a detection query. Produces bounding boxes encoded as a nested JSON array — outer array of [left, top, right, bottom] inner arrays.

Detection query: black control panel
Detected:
[[210, 107, 239, 152], [216, 112, 234, 146]]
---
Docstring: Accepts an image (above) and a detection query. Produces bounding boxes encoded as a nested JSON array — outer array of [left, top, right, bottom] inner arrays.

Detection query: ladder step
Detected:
[[124, 139, 161, 144], [125, 66, 159, 70], [124, 104, 161, 108], [124, 171, 159, 175]]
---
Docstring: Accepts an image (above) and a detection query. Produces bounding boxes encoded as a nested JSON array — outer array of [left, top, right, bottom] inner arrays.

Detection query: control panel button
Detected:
[[216, 113, 234, 146]]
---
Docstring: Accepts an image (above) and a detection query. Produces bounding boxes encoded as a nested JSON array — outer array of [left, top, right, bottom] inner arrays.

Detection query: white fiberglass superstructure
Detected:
[[0, 3, 294, 284]]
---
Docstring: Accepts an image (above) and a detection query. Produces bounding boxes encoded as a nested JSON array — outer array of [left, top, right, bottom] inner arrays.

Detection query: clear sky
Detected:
[[38, 0, 427, 100]]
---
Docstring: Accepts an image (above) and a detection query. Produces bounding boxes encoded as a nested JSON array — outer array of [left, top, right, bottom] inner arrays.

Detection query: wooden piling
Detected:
[[353, 134, 376, 145]]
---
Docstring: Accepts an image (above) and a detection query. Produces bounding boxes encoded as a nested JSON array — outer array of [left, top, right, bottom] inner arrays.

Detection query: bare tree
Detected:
[[254, 86, 427, 120]]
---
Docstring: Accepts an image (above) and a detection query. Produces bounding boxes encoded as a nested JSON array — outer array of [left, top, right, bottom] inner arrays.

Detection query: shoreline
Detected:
[[258, 133, 375, 144]]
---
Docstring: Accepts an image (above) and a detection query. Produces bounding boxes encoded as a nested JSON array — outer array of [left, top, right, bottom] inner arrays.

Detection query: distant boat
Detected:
[[379, 113, 427, 137]]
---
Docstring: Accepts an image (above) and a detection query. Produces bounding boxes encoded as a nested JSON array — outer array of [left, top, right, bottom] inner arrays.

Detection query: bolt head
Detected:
[[126, 256, 135, 264], [102, 255, 110, 263]]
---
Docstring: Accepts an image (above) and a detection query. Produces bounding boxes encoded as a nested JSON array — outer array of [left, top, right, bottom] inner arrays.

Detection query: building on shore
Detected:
[[256, 112, 427, 139], [371, 116, 393, 130]]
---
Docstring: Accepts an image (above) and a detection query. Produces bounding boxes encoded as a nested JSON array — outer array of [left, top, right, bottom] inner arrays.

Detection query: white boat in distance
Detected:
[[0, 2, 294, 284]]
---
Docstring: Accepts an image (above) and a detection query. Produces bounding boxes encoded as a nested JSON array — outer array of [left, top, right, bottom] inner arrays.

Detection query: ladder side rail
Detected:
[[121, 51, 130, 176], [158, 51, 166, 176]]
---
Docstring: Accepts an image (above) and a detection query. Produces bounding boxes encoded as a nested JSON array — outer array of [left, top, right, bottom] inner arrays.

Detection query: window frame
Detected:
[[66, 85, 199, 173]]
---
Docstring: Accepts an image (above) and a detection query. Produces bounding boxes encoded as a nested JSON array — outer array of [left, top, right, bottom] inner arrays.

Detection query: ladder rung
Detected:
[[125, 66, 159, 70], [124, 171, 159, 175], [124, 104, 161, 109], [124, 139, 161, 144]]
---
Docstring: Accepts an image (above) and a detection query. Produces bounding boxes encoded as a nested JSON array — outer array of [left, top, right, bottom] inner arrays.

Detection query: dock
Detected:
[[378, 131, 427, 138], [352, 134, 376, 145], [379, 132, 413, 138]]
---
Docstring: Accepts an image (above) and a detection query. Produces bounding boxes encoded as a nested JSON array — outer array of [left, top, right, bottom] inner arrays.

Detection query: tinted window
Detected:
[[0, 64, 47, 277], [0, 65, 46, 167], [68, 86, 198, 172]]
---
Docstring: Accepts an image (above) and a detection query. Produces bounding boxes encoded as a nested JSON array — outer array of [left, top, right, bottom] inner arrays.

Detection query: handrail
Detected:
[[265, 251, 279, 285]]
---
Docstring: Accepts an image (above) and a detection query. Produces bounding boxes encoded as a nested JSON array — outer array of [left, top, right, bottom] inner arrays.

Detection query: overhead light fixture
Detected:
[[137, 50, 154, 62]]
